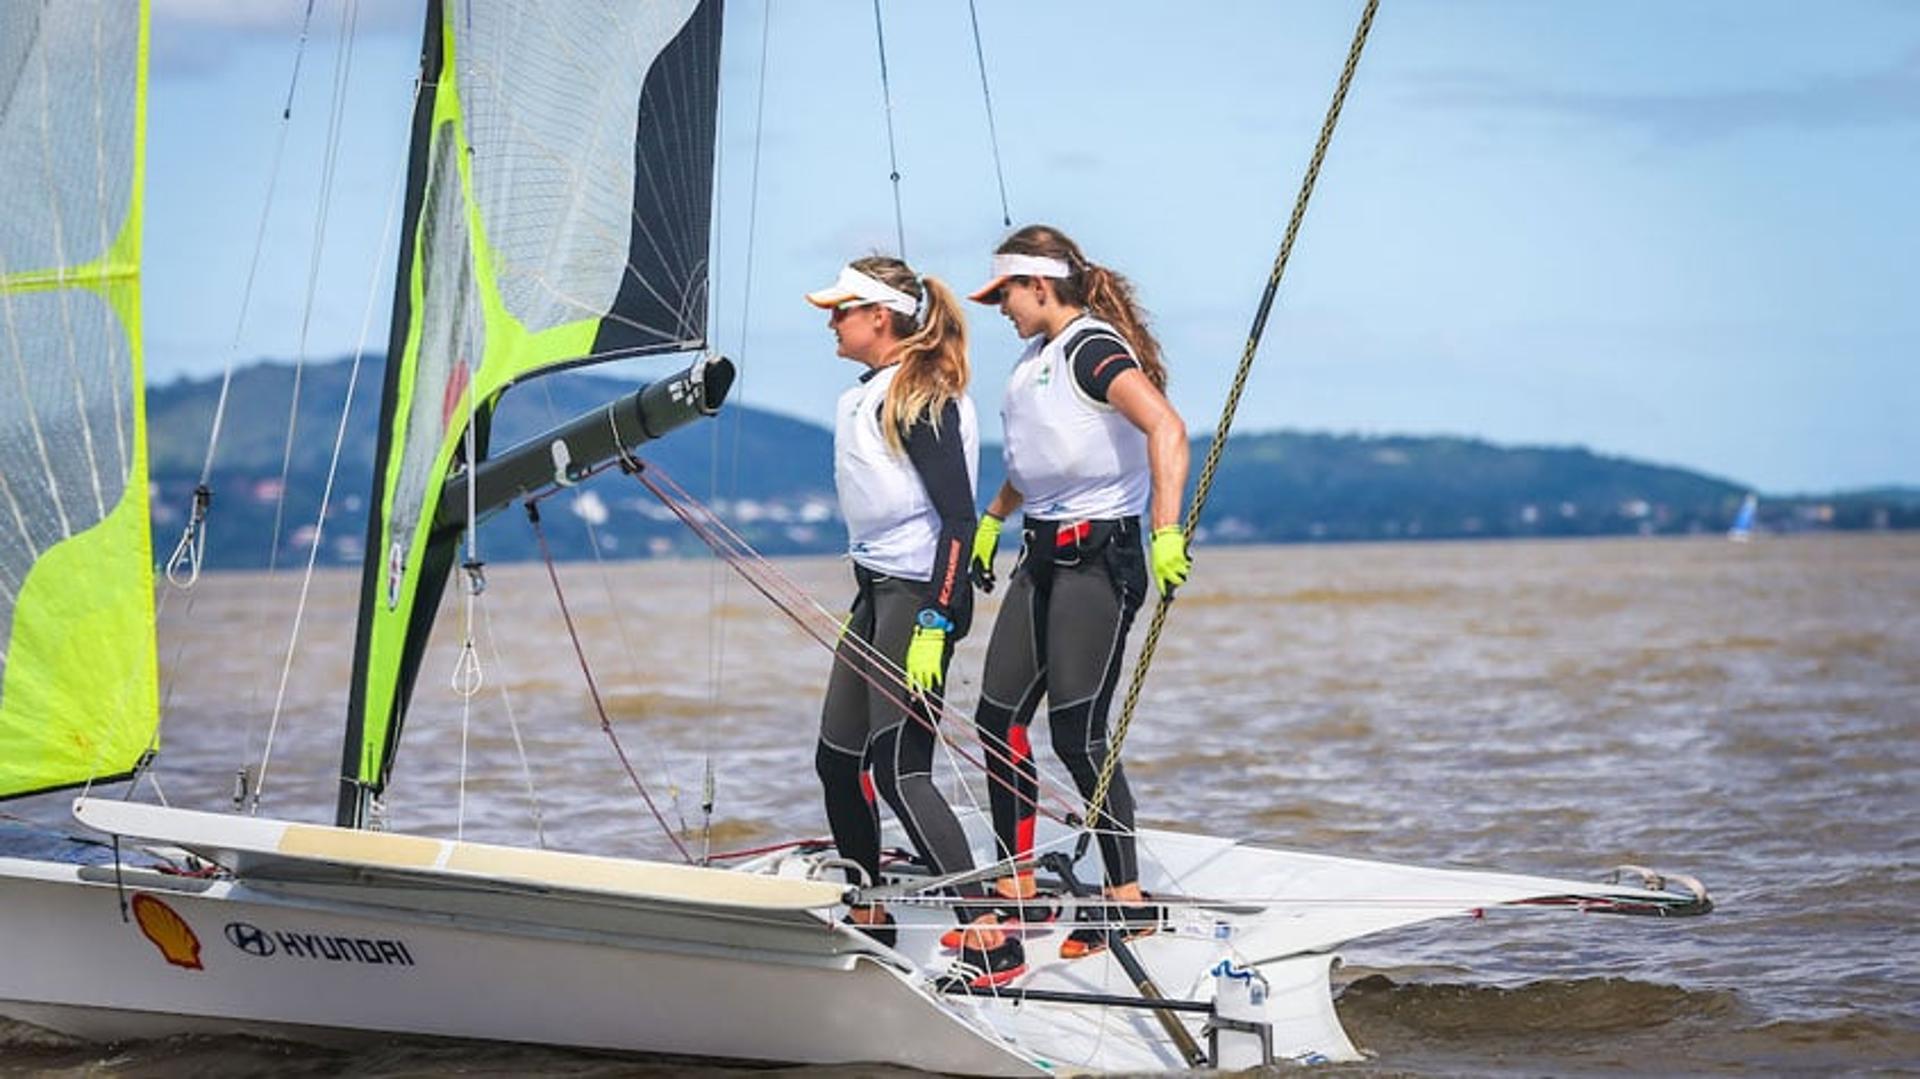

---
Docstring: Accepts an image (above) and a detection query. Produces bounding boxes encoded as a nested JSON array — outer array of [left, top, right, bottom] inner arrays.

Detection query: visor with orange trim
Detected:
[[804, 265, 918, 315], [967, 253, 1072, 303]]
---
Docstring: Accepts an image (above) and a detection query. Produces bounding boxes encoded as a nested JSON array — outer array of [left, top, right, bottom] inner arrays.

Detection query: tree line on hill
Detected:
[[145, 357, 1918, 570]]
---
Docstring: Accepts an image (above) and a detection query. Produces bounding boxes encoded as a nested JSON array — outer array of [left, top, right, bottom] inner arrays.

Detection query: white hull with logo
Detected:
[[0, 799, 1708, 1073]]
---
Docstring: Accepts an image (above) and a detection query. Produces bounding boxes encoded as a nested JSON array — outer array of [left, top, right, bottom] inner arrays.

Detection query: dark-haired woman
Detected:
[[964, 226, 1190, 960], [805, 256, 1024, 990]]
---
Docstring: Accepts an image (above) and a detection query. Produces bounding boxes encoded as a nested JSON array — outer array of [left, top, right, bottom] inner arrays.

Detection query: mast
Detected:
[[338, 0, 447, 829], [336, 1, 726, 829]]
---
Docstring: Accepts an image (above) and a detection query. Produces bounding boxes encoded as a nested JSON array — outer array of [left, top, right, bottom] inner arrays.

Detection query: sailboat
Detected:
[[1728, 493, 1759, 542], [1, 2, 1712, 1072]]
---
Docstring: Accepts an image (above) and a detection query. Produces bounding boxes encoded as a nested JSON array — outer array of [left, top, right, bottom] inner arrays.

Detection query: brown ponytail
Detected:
[[848, 256, 970, 455], [995, 224, 1166, 390]]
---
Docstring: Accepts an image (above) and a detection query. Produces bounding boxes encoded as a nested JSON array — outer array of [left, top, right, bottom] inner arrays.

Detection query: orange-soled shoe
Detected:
[[932, 936, 1026, 993], [1058, 901, 1161, 960], [939, 890, 1063, 950], [993, 873, 1062, 926], [994, 872, 1038, 902], [939, 913, 1006, 951], [842, 908, 897, 949]]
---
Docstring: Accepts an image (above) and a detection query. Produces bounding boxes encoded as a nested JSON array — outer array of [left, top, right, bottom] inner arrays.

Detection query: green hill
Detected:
[[146, 356, 1913, 569]]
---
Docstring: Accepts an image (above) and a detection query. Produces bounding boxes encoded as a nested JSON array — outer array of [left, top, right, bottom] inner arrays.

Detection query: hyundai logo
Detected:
[[224, 921, 275, 957]]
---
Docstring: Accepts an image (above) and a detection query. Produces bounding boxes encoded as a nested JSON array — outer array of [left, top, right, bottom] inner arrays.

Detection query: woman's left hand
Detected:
[[905, 626, 947, 692], [1150, 526, 1191, 598]]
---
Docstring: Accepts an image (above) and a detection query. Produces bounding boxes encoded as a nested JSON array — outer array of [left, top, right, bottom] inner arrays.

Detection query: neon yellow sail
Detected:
[[341, 1, 723, 822], [0, 2, 158, 799]]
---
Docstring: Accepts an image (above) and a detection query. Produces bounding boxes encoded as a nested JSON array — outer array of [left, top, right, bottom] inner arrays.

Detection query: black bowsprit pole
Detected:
[[1040, 852, 1206, 1067]]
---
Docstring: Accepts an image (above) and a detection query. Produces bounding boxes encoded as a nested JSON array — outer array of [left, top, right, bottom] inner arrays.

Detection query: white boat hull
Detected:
[[0, 799, 1707, 1073], [0, 853, 1040, 1074]]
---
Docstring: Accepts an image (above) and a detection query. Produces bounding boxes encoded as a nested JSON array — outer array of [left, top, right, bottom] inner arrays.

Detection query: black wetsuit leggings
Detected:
[[816, 569, 983, 920], [975, 517, 1148, 888]]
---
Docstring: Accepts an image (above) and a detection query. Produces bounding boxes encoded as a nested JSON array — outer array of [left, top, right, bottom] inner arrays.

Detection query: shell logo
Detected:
[[131, 893, 204, 971]]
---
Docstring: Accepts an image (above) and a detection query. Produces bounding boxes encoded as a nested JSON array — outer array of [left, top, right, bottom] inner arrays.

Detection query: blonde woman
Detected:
[[965, 226, 1191, 959], [804, 256, 1024, 990]]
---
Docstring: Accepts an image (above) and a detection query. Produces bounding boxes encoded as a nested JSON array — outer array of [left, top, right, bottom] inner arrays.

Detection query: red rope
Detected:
[[630, 461, 1088, 828], [702, 836, 832, 862], [528, 503, 693, 864]]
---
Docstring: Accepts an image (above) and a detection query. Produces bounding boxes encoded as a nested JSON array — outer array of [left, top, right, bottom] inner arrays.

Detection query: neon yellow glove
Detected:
[[1150, 525, 1191, 598], [969, 514, 1004, 592], [904, 625, 947, 693]]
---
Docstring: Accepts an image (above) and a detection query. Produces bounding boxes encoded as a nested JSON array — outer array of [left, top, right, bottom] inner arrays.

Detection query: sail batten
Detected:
[[340, 0, 724, 824]]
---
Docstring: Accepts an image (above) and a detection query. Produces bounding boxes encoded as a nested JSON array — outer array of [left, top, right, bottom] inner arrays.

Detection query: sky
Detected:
[[143, 0, 1920, 494]]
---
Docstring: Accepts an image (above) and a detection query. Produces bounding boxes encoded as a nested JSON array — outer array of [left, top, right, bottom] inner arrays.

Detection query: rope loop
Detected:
[[451, 639, 484, 699], [164, 484, 212, 589]]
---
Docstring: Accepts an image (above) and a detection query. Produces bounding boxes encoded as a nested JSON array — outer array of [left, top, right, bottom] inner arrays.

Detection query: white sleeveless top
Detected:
[[834, 364, 980, 580], [1001, 315, 1150, 521]]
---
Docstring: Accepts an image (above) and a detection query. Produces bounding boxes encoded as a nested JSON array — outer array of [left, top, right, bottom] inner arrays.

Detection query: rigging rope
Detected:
[[964, 0, 1012, 226], [870, 0, 908, 256], [156, 0, 325, 807], [536, 384, 694, 836], [263, 0, 361, 582], [248, 0, 367, 808], [697, 0, 777, 863], [165, 0, 322, 590], [250, 120, 410, 812], [527, 502, 693, 863], [477, 593, 549, 847], [453, 287, 483, 841], [628, 459, 1093, 829], [1087, 0, 1380, 828]]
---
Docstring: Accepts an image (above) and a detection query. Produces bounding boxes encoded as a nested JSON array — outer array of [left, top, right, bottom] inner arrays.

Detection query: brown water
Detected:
[[5, 534, 1917, 1075]]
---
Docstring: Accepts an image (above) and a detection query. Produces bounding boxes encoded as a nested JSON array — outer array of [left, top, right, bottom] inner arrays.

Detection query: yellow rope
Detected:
[[1088, 0, 1381, 829]]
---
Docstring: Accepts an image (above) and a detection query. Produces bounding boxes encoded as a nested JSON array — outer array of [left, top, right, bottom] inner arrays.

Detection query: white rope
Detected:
[[479, 589, 548, 848], [251, 103, 409, 810], [189, 0, 321, 495]]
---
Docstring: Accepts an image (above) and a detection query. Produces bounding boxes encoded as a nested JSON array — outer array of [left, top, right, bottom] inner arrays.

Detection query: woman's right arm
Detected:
[[984, 480, 1024, 520]]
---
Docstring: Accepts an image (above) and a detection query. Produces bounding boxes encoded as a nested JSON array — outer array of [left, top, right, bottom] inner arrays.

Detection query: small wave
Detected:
[[0, 1017, 82, 1051], [1246, 801, 1324, 825], [1279, 586, 1453, 607], [1127, 748, 1250, 777], [1335, 973, 1742, 1036], [701, 817, 774, 849], [1331, 973, 1920, 1072], [1703, 634, 1780, 652], [599, 688, 727, 721], [1794, 631, 1891, 662]]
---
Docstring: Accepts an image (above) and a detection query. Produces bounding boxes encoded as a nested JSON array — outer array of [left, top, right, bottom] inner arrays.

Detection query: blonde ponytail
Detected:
[[846, 256, 970, 454]]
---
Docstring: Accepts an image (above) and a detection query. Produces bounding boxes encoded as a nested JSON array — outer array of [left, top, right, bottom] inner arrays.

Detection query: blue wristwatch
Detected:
[[916, 609, 954, 633]]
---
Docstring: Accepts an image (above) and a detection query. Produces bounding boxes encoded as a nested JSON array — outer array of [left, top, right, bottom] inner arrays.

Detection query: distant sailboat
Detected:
[[1728, 493, 1759, 542]]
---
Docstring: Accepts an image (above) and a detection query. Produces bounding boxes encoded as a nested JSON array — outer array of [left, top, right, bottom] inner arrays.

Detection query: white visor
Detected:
[[804, 265, 919, 316], [968, 253, 1073, 302], [991, 253, 1070, 280]]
